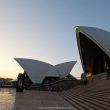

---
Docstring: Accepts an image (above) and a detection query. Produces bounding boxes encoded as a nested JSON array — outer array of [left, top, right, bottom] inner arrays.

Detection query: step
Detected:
[[73, 95, 110, 110], [67, 95, 104, 110]]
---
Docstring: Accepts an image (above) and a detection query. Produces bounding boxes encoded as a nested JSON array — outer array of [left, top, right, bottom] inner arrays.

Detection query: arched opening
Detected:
[[42, 77, 60, 84], [79, 32, 110, 75]]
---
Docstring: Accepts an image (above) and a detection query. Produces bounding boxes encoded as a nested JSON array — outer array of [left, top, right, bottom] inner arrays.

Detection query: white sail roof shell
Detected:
[[15, 58, 53, 84], [15, 58, 76, 84], [76, 26, 110, 57], [46, 61, 77, 78], [54, 61, 76, 78], [46, 67, 60, 77]]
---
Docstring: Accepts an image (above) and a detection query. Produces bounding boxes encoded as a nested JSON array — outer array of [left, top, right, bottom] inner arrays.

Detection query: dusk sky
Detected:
[[0, 0, 110, 79]]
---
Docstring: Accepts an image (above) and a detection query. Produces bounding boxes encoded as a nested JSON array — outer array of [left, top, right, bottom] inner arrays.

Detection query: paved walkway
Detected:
[[0, 88, 76, 110], [0, 88, 15, 110]]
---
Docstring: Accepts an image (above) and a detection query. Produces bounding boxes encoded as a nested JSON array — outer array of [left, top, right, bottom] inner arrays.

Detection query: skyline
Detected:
[[0, 0, 110, 79]]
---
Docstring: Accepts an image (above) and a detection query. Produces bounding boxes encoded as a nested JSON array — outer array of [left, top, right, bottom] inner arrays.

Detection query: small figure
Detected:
[[81, 73, 88, 85], [106, 67, 110, 79], [0, 83, 2, 87]]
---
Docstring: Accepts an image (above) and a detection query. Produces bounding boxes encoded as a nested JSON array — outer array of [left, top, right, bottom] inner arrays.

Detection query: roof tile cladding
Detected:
[[15, 58, 76, 84], [46, 61, 77, 78], [76, 26, 110, 57], [15, 58, 53, 84], [54, 61, 77, 78]]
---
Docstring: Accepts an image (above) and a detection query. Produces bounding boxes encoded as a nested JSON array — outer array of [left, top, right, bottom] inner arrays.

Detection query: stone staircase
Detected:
[[59, 73, 110, 110]]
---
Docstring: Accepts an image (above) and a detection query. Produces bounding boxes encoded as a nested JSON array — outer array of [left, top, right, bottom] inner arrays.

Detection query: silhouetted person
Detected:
[[81, 73, 88, 85], [0, 83, 2, 87], [106, 67, 110, 79]]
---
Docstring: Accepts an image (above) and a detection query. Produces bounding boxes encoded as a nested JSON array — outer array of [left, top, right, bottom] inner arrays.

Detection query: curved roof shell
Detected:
[[15, 58, 76, 84], [46, 67, 60, 77], [54, 61, 77, 78], [76, 26, 110, 73], [76, 26, 110, 57], [15, 58, 53, 84], [46, 61, 77, 78]]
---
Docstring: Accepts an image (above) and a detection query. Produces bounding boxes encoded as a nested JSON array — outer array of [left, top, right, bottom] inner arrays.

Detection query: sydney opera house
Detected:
[[57, 26, 110, 109], [15, 26, 110, 85], [14, 26, 110, 109]]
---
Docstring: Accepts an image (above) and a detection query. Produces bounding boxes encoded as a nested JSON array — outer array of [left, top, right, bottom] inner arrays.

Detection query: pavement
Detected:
[[0, 88, 76, 110]]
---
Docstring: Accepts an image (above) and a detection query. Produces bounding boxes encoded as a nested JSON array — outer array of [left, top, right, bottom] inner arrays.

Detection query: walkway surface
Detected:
[[0, 88, 76, 110]]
